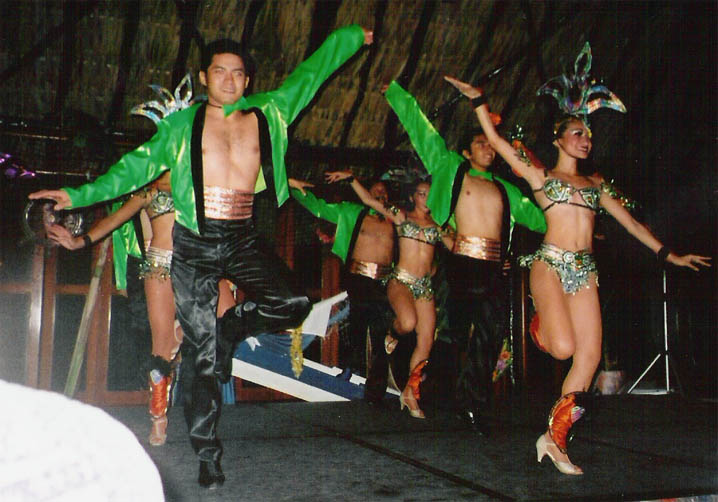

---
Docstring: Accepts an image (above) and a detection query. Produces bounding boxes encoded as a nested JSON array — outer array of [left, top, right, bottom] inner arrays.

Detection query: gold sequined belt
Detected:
[[203, 186, 254, 220], [452, 234, 501, 262], [348, 259, 392, 280]]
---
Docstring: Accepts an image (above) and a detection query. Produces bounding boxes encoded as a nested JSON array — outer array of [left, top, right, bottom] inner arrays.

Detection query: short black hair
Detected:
[[201, 39, 256, 79], [459, 127, 486, 153]]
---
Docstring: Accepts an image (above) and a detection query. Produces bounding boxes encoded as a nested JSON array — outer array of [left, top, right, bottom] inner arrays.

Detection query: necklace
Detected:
[[206, 102, 222, 109]]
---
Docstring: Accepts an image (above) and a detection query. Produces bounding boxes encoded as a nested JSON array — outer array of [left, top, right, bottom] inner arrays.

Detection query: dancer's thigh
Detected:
[[387, 279, 417, 334], [529, 261, 575, 359], [566, 280, 602, 368]]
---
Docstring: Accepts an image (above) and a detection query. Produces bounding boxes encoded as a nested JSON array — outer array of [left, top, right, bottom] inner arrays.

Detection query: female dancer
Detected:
[[445, 70, 710, 474], [47, 171, 236, 446], [326, 171, 452, 418]]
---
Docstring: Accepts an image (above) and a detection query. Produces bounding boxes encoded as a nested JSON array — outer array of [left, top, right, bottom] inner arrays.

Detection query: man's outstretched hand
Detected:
[[443, 75, 482, 99], [28, 189, 71, 211], [362, 28, 373, 45]]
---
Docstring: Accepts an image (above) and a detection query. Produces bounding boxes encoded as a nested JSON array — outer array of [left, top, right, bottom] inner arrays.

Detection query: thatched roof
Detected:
[[1, 0, 716, 244]]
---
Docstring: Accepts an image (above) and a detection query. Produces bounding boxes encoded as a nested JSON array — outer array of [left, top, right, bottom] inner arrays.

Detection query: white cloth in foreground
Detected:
[[0, 380, 164, 502]]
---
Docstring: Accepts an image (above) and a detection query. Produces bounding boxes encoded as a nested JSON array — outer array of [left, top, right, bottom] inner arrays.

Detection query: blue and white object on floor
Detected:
[[230, 292, 395, 402]]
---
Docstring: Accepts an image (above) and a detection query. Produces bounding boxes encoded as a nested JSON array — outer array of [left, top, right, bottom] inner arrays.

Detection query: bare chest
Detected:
[[459, 175, 503, 209], [359, 215, 394, 241], [203, 112, 259, 158]]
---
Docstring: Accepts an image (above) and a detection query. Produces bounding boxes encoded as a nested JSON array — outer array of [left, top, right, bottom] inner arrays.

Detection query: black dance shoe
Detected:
[[458, 406, 490, 437], [363, 393, 386, 408], [198, 460, 225, 489]]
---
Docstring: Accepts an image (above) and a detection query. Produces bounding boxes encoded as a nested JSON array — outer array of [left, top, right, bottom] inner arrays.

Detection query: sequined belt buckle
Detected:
[[349, 260, 391, 280]]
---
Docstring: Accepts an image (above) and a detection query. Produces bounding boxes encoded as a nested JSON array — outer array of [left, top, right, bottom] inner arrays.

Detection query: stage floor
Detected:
[[106, 393, 717, 501]]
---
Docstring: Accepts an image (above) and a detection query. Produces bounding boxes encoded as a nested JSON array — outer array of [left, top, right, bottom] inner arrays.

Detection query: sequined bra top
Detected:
[[534, 178, 601, 212], [147, 189, 175, 219], [396, 219, 442, 245]]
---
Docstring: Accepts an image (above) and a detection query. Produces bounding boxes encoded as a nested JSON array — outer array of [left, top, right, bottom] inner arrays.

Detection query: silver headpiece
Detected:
[[130, 73, 195, 124]]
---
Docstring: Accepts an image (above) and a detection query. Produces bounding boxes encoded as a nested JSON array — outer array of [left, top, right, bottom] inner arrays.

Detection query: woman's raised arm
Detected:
[[444, 75, 544, 187], [600, 190, 711, 271], [325, 171, 403, 223]]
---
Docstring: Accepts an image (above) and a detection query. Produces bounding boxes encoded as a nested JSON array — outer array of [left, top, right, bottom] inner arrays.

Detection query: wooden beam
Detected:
[[383, 0, 437, 151], [24, 245, 45, 387], [172, 0, 201, 90], [338, 0, 388, 148], [38, 247, 58, 390], [0, 1, 98, 82], [288, 0, 341, 139], [241, 0, 265, 50], [106, 1, 141, 127]]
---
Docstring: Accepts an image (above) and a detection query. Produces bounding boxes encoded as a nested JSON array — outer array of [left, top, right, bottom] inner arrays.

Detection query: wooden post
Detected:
[[64, 238, 111, 397], [320, 251, 341, 367], [25, 244, 45, 387]]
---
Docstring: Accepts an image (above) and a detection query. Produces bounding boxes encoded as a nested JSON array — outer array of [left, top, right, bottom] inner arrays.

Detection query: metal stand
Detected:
[[626, 269, 683, 395]]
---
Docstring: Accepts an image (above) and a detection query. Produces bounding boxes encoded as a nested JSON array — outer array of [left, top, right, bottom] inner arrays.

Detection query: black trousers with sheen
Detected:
[[344, 272, 392, 399], [446, 254, 506, 408], [171, 219, 310, 462]]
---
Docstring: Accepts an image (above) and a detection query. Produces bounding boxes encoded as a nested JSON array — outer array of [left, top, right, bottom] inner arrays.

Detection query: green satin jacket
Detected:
[[384, 81, 546, 250], [63, 24, 366, 237], [110, 200, 143, 290], [290, 188, 365, 264]]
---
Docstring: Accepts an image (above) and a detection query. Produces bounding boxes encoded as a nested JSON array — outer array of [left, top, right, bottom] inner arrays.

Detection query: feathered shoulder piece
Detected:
[[130, 73, 196, 124], [536, 42, 626, 121]]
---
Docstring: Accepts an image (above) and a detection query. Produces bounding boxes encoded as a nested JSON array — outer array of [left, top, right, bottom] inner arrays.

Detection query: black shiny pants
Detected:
[[446, 254, 506, 408], [172, 219, 310, 461], [344, 273, 392, 400]]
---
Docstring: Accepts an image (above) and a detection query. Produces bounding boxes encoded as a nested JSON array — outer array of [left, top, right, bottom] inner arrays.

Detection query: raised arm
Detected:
[[288, 178, 315, 196], [47, 192, 149, 250], [289, 182, 341, 224], [269, 25, 371, 125], [325, 171, 403, 224], [383, 80, 463, 176], [444, 76, 544, 188], [600, 190, 711, 271]]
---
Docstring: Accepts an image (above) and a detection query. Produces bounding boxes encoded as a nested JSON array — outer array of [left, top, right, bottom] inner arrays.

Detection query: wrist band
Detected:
[[656, 246, 670, 262], [470, 95, 487, 108], [83, 234, 93, 248], [345, 176, 354, 183]]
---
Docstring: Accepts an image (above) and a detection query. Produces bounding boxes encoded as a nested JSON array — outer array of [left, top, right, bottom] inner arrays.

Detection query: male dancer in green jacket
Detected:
[[384, 81, 546, 433], [31, 25, 373, 488], [291, 180, 395, 404]]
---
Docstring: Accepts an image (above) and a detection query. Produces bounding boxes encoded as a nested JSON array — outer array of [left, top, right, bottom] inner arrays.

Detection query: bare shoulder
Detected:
[[587, 173, 605, 186]]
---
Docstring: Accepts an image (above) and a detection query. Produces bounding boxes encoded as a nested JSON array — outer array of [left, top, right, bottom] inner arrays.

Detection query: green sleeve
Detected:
[[290, 188, 341, 224], [384, 80, 464, 176], [497, 178, 547, 234], [290, 188, 364, 262], [384, 80, 464, 225], [64, 121, 172, 209], [108, 200, 143, 290], [270, 25, 365, 125]]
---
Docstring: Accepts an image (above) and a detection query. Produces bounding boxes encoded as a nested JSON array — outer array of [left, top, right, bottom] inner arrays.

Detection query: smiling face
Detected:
[[555, 119, 592, 159], [464, 133, 496, 169], [369, 181, 388, 205], [199, 53, 249, 106], [411, 182, 431, 210]]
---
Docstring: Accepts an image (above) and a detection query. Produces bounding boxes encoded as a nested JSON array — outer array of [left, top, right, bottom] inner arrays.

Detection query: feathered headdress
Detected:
[[380, 155, 430, 185], [537, 42, 626, 130], [130, 73, 195, 124]]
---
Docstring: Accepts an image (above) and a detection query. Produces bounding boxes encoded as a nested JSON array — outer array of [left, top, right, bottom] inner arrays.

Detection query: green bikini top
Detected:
[[535, 178, 601, 212], [396, 219, 442, 245]]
